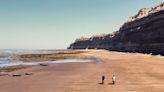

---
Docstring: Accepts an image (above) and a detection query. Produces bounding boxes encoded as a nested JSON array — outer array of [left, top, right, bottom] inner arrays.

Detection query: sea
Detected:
[[0, 49, 93, 68]]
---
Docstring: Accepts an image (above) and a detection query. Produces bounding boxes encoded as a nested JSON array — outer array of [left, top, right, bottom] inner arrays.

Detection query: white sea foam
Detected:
[[0, 49, 58, 56]]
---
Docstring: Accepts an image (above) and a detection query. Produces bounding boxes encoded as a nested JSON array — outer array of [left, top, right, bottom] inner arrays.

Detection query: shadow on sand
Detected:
[[108, 83, 114, 85], [98, 82, 104, 85], [98, 82, 114, 85]]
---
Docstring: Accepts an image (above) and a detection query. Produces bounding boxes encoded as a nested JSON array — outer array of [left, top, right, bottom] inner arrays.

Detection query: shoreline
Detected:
[[0, 50, 95, 72]]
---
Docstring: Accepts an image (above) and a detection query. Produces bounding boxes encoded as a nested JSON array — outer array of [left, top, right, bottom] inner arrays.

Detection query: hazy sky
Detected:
[[0, 0, 163, 49]]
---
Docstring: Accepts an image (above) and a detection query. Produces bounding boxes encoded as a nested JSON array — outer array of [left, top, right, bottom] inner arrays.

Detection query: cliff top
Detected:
[[75, 33, 110, 42], [128, 2, 164, 22]]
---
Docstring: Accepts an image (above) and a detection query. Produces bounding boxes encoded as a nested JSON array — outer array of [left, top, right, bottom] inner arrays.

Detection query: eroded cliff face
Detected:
[[68, 2, 164, 55]]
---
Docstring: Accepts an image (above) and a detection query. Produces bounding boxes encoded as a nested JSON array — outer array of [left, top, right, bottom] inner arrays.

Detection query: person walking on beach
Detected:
[[112, 75, 116, 85], [102, 75, 105, 84]]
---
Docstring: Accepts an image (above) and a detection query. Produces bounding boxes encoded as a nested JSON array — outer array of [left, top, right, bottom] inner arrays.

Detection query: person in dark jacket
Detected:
[[102, 75, 105, 84]]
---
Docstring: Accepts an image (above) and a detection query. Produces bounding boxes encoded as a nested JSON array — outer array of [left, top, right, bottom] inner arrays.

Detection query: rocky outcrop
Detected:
[[68, 2, 164, 55]]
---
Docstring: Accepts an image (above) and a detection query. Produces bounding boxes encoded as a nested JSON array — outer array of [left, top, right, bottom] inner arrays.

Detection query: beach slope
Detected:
[[0, 50, 164, 92]]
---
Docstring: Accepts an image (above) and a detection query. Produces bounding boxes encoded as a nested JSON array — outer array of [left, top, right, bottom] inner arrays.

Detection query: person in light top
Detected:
[[112, 75, 116, 85]]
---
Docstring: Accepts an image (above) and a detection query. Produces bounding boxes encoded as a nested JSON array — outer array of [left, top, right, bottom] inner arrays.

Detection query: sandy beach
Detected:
[[1, 50, 164, 92]]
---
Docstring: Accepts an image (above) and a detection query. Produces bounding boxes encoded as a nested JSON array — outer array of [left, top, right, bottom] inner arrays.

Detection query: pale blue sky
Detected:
[[0, 0, 163, 49]]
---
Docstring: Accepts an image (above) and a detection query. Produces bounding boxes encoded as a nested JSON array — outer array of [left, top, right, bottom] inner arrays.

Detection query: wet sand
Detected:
[[1, 50, 164, 92]]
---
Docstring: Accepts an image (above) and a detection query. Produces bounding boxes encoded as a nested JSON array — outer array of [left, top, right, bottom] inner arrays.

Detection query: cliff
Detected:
[[68, 2, 164, 55]]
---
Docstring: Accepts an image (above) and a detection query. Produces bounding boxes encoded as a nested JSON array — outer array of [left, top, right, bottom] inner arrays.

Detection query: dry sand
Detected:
[[1, 50, 164, 92]]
